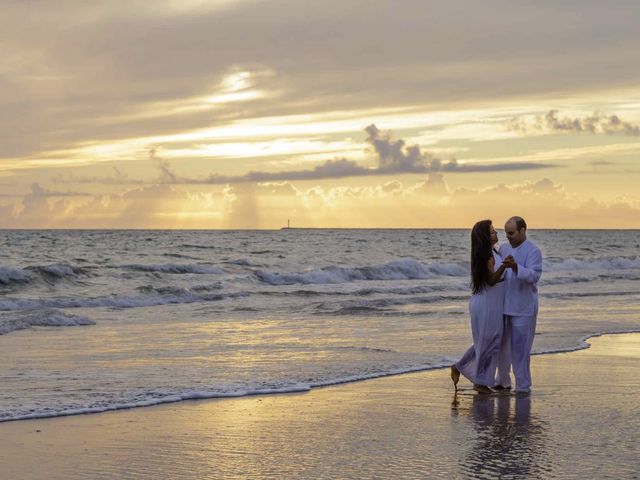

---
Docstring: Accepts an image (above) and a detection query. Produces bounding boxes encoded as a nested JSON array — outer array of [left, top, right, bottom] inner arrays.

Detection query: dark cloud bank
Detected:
[[508, 110, 640, 136], [161, 124, 554, 183]]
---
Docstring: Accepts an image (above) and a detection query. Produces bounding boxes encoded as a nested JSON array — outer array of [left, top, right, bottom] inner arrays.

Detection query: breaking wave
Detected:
[[546, 256, 640, 271], [121, 263, 225, 274], [0, 309, 95, 335], [318, 294, 468, 314], [254, 258, 467, 285], [0, 263, 90, 286], [0, 290, 247, 311], [0, 267, 30, 285]]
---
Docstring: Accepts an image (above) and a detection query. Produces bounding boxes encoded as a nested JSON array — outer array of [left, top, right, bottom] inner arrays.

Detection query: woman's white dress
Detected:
[[455, 250, 505, 386]]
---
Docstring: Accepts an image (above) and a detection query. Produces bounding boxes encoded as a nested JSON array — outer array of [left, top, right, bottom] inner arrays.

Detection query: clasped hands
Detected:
[[502, 255, 517, 272]]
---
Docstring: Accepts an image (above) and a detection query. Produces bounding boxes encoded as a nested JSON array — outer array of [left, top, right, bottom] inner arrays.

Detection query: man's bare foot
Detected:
[[450, 365, 460, 390], [473, 384, 493, 394]]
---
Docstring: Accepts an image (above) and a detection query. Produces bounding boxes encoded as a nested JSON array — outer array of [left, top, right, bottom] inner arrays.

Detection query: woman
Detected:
[[451, 220, 506, 393]]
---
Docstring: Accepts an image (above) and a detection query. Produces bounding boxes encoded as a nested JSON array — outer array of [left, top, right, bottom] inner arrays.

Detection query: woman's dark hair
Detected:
[[470, 219, 493, 294]]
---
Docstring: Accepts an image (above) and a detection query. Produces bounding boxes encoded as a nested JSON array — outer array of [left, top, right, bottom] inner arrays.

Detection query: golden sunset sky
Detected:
[[2, 0, 639, 228]]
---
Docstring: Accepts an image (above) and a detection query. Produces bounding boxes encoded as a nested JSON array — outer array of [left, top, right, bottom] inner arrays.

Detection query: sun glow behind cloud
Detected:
[[1, 1, 640, 227], [11, 93, 639, 172], [159, 0, 261, 15]]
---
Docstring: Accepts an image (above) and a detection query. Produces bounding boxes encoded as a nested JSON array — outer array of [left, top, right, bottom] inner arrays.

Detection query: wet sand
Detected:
[[1, 333, 639, 479]]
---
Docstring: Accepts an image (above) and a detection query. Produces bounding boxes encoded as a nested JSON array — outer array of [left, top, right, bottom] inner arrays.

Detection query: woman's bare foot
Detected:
[[450, 365, 460, 391], [473, 384, 493, 394]]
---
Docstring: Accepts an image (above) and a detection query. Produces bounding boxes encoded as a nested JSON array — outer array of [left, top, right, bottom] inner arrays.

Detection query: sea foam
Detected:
[[0, 309, 95, 335], [121, 263, 225, 274], [0, 290, 247, 312], [0, 267, 30, 285], [546, 256, 640, 271], [0, 263, 89, 286], [254, 258, 467, 285]]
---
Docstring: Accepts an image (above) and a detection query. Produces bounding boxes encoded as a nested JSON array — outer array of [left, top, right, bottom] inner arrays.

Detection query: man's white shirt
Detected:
[[499, 239, 543, 316]]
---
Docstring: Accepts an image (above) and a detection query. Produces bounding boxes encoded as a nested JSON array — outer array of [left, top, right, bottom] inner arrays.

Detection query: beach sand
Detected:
[[1, 333, 639, 479]]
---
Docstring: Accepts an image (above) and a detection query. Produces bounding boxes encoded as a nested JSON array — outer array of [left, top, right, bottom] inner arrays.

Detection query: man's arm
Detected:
[[516, 247, 542, 284]]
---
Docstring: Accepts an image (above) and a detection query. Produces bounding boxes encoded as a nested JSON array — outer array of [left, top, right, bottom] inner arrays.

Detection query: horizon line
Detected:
[[1, 227, 638, 232]]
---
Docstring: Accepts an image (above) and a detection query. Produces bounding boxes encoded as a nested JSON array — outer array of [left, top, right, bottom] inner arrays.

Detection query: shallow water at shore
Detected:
[[1, 334, 638, 479], [1, 229, 639, 421]]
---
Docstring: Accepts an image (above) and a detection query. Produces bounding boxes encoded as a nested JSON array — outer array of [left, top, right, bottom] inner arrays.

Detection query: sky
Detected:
[[1, 0, 640, 229]]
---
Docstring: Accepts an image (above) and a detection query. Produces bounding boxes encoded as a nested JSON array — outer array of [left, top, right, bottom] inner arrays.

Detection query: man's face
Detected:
[[504, 220, 525, 247]]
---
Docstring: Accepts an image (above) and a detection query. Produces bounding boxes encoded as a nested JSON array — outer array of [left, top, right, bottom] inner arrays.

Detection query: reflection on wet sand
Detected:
[[452, 393, 550, 478]]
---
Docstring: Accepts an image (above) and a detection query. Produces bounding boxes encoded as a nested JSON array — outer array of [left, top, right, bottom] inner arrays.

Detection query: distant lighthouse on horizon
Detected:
[[281, 219, 306, 230]]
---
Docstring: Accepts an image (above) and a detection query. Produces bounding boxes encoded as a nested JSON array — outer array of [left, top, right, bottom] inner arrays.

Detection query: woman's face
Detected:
[[489, 224, 498, 245]]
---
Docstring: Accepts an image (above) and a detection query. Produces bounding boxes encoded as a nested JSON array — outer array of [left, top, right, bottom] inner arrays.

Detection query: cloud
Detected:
[[285, 176, 640, 229], [0, 182, 100, 226], [364, 124, 435, 173], [480, 177, 565, 196], [105, 126, 553, 185], [0, 183, 232, 229], [409, 173, 450, 195], [258, 182, 301, 196], [576, 160, 640, 175], [20, 183, 94, 198], [545, 110, 640, 135], [202, 158, 371, 183], [53, 166, 145, 185], [48, 125, 556, 187], [213, 125, 554, 181], [8, 183, 85, 227], [4, 0, 640, 166], [2, 175, 640, 229], [157, 160, 179, 184], [507, 110, 640, 136], [587, 160, 616, 166]]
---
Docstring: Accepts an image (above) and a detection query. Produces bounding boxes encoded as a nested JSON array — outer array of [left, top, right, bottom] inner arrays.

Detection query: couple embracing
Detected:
[[451, 216, 543, 395]]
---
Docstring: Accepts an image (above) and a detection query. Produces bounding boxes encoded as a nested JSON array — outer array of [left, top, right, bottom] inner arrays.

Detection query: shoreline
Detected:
[[3, 228, 640, 232], [2, 332, 638, 479], [2, 330, 639, 425]]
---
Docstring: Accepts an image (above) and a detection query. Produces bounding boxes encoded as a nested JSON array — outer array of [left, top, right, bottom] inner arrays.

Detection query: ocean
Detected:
[[1, 229, 639, 422]]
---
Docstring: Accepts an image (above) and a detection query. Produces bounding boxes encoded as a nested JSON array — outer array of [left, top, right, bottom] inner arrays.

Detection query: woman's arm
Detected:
[[486, 256, 506, 286]]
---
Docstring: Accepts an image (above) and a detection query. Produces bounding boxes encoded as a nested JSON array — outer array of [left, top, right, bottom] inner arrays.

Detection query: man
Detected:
[[495, 216, 542, 394]]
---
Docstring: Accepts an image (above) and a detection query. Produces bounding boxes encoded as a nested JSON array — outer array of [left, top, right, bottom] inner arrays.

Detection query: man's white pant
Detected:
[[495, 313, 537, 392]]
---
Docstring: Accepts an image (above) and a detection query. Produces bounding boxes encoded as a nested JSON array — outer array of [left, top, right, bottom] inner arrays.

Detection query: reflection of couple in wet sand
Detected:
[[451, 216, 543, 394], [451, 393, 548, 478]]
